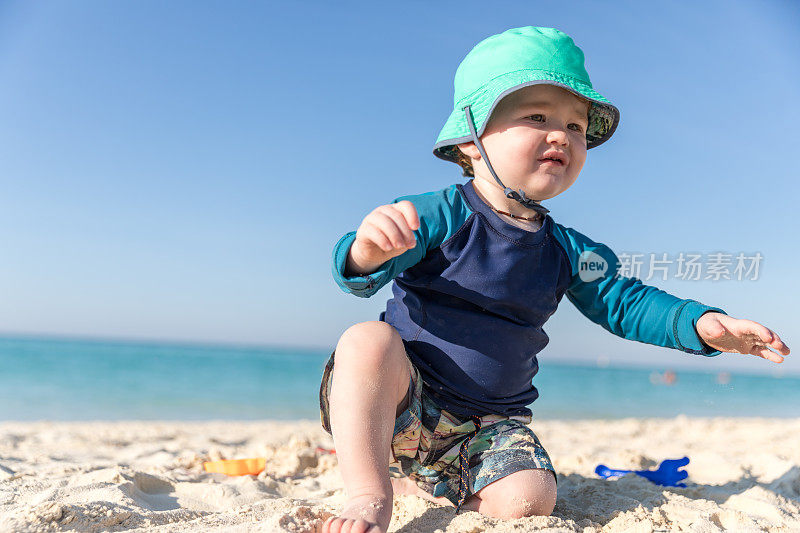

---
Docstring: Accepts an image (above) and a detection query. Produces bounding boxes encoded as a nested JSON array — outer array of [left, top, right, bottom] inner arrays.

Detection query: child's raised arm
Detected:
[[331, 185, 472, 298], [345, 201, 420, 276]]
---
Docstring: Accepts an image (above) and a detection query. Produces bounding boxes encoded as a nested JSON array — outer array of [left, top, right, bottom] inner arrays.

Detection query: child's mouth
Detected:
[[538, 158, 564, 166]]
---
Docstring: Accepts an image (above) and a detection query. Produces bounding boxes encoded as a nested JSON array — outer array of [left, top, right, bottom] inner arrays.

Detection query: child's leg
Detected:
[[454, 419, 557, 519], [460, 469, 557, 518], [322, 321, 413, 533]]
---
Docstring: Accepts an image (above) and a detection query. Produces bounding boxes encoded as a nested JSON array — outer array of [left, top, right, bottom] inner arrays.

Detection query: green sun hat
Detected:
[[433, 26, 620, 165]]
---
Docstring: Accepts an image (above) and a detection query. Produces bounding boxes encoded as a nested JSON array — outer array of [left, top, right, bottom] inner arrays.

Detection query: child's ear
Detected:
[[457, 142, 481, 160]]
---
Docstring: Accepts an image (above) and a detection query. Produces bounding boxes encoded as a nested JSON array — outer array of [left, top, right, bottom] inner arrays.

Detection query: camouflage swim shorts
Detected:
[[319, 349, 556, 506]]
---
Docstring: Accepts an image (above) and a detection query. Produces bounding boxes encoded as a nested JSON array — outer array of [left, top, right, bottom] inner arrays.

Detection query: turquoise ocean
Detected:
[[1, 336, 797, 421]]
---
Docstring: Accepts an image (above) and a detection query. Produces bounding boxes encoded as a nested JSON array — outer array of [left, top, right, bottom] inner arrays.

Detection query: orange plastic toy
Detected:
[[203, 458, 266, 476]]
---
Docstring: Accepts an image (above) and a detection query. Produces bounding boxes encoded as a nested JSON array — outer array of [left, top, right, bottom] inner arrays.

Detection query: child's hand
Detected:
[[696, 312, 790, 363], [345, 201, 420, 276]]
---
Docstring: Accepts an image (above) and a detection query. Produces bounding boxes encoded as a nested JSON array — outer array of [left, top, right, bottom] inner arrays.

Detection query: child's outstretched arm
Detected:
[[695, 312, 790, 363], [550, 223, 789, 362]]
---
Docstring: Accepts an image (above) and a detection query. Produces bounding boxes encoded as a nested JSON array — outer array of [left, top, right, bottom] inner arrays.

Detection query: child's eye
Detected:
[[528, 115, 585, 133]]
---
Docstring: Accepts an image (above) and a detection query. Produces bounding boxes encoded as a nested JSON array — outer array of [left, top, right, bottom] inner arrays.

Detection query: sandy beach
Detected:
[[1, 417, 799, 532]]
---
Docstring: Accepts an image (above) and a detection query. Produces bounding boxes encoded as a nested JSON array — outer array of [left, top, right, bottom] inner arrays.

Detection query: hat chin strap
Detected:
[[463, 106, 549, 216]]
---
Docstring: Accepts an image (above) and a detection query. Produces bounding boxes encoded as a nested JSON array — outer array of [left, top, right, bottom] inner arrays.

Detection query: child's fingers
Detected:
[[752, 322, 774, 344], [752, 345, 785, 364], [393, 200, 421, 232], [767, 330, 790, 355], [745, 320, 790, 356], [360, 220, 395, 252], [374, 206, 416, 247], [365, 213, 411, 251]]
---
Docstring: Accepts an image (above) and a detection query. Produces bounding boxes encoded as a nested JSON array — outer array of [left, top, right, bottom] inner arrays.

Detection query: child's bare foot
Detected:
[[320, 493, 392, 533]]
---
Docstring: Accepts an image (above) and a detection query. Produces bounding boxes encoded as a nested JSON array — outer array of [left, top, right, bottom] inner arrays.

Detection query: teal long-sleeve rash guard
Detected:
[[332, 180, 726, 417]]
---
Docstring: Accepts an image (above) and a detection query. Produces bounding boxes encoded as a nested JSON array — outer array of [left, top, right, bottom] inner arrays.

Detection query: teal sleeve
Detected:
[[331, 184, 473, 298], [551, 223, 727, 356]]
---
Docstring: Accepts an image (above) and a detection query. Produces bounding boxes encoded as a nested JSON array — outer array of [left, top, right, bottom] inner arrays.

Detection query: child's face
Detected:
[[459, 84, 590, 202]]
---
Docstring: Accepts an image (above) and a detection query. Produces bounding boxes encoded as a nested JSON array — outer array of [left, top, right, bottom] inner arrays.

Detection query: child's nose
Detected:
[[545, 128, 569, 145]]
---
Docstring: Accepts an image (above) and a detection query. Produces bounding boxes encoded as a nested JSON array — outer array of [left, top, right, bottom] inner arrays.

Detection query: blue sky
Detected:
[[0, 1, 797, 375]]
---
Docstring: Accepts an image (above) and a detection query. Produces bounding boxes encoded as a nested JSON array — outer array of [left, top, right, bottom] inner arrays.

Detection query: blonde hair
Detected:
[[452, 146, 475, 177]]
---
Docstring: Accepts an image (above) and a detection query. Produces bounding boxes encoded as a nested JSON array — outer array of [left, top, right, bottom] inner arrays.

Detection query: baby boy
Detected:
[[319, 27, 790, 533]]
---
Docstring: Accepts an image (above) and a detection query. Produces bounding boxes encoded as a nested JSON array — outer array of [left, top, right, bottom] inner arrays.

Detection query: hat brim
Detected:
[[433, 70, 620, 163]]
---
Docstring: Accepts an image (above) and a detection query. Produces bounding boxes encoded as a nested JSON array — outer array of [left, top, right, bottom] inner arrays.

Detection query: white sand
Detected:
[[1, 417, 799, 532]]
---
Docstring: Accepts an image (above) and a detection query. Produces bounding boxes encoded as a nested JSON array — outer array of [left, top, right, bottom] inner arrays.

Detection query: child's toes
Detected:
[[321, 516, 378, 533]]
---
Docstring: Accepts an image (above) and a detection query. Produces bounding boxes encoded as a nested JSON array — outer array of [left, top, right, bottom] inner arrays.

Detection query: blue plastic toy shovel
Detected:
[[595, 457, 690, 487]]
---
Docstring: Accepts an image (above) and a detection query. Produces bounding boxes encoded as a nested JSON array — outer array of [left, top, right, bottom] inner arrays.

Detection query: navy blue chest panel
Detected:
[[398, 211, 573, 331]]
